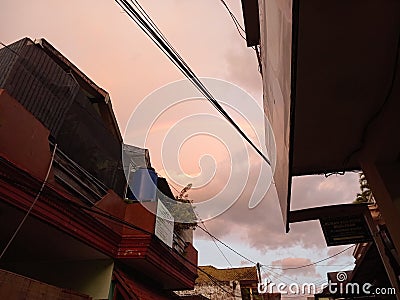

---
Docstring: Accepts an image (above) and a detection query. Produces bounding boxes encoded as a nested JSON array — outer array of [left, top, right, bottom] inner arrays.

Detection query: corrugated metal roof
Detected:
[[0, 39, 22, 86], [0, 38, 79, 137], [0, 38, 132, 195], [37, 38, 123, 143]]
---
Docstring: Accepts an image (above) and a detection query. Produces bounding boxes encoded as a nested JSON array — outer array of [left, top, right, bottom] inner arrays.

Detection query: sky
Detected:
[[1, 0, 361, 298]]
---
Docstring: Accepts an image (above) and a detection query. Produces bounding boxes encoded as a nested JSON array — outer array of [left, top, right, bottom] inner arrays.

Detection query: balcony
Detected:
[[97, 194, 198, 290]]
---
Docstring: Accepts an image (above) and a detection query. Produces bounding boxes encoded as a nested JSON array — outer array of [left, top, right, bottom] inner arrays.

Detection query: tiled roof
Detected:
[[197, 266, 258, 284]]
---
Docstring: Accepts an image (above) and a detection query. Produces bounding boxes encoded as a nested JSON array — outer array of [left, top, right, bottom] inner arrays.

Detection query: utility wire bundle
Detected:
[[115, 0, 271, 166]]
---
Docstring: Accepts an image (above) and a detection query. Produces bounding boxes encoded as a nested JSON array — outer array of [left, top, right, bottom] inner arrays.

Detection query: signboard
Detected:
[[320, 215, 372, 246], [155, 199, 174, 248]]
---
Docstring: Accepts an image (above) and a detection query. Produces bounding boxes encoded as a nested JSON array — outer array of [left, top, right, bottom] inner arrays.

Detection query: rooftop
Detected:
[[197, 266, 258, 284]]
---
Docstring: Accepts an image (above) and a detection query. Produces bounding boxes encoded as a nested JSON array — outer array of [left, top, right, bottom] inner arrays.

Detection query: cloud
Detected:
[[291, 173, 360, 210], [224, 42, 263, 100], [195, 171, 360, 253], [270, 257, 318, 277], [240, 260, 251, 266]]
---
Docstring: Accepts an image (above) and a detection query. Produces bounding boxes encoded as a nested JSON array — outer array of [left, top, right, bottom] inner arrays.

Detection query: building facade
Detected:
[[0, 37, 198, 299], [240, 1, 400, 298]]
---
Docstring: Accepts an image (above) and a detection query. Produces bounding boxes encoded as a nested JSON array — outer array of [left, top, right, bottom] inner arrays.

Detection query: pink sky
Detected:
[[1, 0, 361, 294]]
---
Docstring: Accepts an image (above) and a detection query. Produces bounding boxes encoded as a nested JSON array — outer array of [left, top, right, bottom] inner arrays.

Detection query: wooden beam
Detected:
[[289, 203, 368, 223]]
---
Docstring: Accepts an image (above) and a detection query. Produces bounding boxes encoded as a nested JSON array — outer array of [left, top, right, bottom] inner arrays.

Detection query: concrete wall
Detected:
[[0, 268, 91, 299], [3, 259, 114, 300]]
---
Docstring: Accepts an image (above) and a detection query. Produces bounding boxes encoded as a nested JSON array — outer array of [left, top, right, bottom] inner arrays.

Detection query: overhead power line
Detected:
[[115, 0, 270, 166], [0, 144, 58, 260], [264, 245, 355, 270], [198, 221, 234, 268], [218, 0, 263, 75], [196, 224, 257, 265], [196, 208, 257, 295], [261, 265, 297, 286], [219, 0, 246, 40], [197, 224, 356, 271]]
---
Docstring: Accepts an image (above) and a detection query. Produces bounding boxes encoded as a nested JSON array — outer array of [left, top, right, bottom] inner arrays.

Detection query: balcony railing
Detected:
[[173, 232, 187, 255]]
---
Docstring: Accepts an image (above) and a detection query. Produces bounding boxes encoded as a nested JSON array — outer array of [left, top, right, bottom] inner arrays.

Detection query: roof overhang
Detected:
[[290, 0, 400, 175], [242, 0, 400, 231], [288, 0, 400, 229]]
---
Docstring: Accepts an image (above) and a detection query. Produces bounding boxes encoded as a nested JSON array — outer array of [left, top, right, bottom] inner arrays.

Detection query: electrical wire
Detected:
[[199, 223, 233, 267], [218, 0, 263, 75], [197, 224, 355, 272], [171, 185, 246, 271], [220, 0, 245, 32], [264, 245, 355, 270], [115, 0, 271, 167], [219, 0, 246, 40], [195, 211, 257, 298], [258, 266, 273, 288], [253, 45, 263, 75], [261, 265, 301, 286], [261, 266, 293, 287], [195, 210, 256, 297], [219, 0, 263, 75], [196, 224, 257, 265], [196, 214, 234, 267], [0, 144, 58, 260]]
